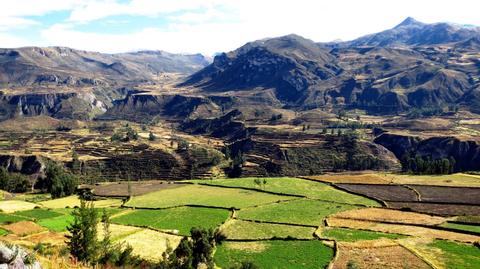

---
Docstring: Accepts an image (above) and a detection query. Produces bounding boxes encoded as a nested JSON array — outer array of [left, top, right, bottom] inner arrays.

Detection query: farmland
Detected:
[[0, 175, 478, 268], [214, 240, 334, 269]]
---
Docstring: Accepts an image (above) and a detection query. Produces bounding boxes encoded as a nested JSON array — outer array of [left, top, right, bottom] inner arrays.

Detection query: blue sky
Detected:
[[1, 0, 479, 55]]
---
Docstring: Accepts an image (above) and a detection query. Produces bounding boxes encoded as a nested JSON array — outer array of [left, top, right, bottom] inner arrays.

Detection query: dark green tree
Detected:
[[66, 199, 99, 264]]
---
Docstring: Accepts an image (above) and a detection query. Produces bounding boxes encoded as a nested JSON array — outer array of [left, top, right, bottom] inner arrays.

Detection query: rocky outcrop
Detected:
[[0, 242, 41, 269], [101, 91, 220, 122], [0, 155, 45, 175], [374, 133, 480, 171], [0, 91, 107, 121], [180, 110, 255, 141]]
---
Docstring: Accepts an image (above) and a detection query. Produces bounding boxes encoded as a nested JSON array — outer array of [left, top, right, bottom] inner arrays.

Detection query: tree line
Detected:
[[402, 155, 456, 175]]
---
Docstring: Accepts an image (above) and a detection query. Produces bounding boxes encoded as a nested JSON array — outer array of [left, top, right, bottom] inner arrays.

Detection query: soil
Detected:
[[332, 240, 432, 269]]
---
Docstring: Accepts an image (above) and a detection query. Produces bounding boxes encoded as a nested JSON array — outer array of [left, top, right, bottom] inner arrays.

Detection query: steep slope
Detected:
[[181, 34, 341, 104]]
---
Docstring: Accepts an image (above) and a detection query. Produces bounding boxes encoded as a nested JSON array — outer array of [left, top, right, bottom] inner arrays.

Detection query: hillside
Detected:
[[181, 18, 480, 115]]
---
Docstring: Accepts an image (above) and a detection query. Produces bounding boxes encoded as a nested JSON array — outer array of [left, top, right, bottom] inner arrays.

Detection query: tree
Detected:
[[160, 227, 226, 269], [71, 149, 81, 174], [149, 131, 156, 141], [45, 162, 77, 198], [0, 167, 31, 193], [66, 200, 99, 264]]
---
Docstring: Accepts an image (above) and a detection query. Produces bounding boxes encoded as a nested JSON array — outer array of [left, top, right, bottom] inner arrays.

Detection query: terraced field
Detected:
[[112, 207, 230, 235], [125, 184, 295, 209], [0, 175, 478, 268], [214, 240, 334, 269]]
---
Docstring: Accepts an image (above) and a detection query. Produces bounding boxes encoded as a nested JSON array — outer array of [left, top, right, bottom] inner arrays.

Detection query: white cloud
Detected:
[[5, 0, 480, 54], [0, 32, 31, 48], [67, 0, 226, 23]]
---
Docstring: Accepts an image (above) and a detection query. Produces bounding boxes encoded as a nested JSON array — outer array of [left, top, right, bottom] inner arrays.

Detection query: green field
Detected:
[[112, 207, 230, 236], [126, 184, 294, 209], [195, 177, 379, 206], [14, 208, 63, 220], [38, 214, 74, 232], [236, 198, 358, 226], [214, 240, 333, 269], [0, 229, 8, 236], [321, 227, 405, 242], [429, 240, 480, 269], [440, 222, 480, 234], [0, 213, 31, 224], [220, 219, 315, 240]]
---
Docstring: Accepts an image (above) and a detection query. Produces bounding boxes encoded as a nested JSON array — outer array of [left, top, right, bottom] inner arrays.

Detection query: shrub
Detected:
[[0, 167, 31, 193], [44, 162, 78, 198]]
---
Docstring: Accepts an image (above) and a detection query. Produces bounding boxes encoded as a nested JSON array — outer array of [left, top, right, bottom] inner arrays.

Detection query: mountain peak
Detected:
[[395, 17, 424, 28]]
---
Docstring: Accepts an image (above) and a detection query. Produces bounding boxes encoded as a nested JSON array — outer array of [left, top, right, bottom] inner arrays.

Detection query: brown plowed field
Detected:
[[386, 202, 480, 216], [335, 184, 419, 202]]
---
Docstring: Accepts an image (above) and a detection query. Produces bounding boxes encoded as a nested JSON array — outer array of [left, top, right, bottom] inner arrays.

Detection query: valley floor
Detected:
[[0, 174, 479, 268]]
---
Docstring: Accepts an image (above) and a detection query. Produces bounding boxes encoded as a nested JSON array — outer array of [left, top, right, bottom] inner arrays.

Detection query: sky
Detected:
[[1, 0, 479, 55]]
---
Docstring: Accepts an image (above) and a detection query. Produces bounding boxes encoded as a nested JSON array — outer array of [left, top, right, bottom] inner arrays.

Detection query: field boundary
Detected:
[[232, 217, 320, 228], [398, 242, 440, 269]]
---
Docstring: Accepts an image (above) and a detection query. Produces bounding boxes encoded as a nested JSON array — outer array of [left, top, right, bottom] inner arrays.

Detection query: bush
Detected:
[[0, 167, 31, 193], [44, 162, 78, 198]]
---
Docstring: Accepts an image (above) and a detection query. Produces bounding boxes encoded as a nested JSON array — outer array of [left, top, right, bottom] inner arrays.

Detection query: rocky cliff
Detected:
[[374, 132, 480, 171]]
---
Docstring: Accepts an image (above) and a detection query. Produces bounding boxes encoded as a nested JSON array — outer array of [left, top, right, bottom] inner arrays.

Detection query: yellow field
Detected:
[[305, 172, 480, 187], [120, 229, 182, 261], [97, 223, 182, 261], [331, 208, 447, 226], [39, 196, 122, 209], [0, 200, 38, 212]]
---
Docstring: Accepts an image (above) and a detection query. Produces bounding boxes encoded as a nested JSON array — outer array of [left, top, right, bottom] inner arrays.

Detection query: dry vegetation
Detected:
[[326, 217, 480, 243], [332, 239, 431, 269]]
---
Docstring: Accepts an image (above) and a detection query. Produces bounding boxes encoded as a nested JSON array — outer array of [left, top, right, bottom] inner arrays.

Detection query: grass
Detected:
[[194, 177, 379, 206], [220, 219, 315, 240], [429, 240, 480, 269], [14, 208, 63, 220], [321, 227, 405, 242], [0, 212, 31, 224], [112, 207, 230, 236], [390, 173, 480, 187], [214, 240, 333, 269], [236, 198, 358, 226], [0, 228, 8, 236], [440, 222, 480, 234], [455, 215, 480, 224], [126, 184, 294, 209], [39, 196, 122, 209], [38, 215, 74, 232], [14, 193, 51, 203]]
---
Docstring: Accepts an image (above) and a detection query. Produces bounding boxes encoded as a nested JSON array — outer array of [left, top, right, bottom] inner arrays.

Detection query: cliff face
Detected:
[[0, 155, 45, 175], [0, 91, 107, 120], [101, 91, 223, 122], [374, 133, 480, 171]]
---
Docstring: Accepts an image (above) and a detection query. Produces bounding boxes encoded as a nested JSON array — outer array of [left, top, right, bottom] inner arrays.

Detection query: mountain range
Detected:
[[1, 17, 480, 121]]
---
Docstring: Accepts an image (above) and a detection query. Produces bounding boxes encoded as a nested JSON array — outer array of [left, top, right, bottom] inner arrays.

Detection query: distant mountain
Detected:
[[0, 47, 209, 87], [341, 17, 480, 47], [181, 34, 341, 103], [181, 19, 480, 114]]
